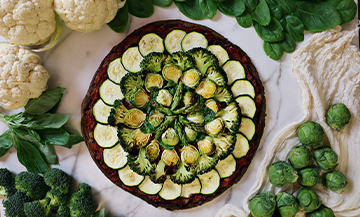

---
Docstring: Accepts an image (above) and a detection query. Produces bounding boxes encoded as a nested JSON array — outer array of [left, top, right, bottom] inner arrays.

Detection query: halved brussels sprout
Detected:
[[156, 89, 173, 107], [161, 128, 179, 147], [148, 110, 165, 127], [129, 88, 149, 108], [145, 73, 164, 92], [205, 118, 225, 136], [124, 108, 146, 128], [183, 91, 198, 106], [146, 140, 160, 162], [181, 68, 201, 88], [205, 99, 220, 113], [162, 149, 179, 166], [132, 129, 152, 147], [184, 127, 198, 142], [181, 145, 199, 167], [187, 111, 205, 125], [197, 136, 216, 155], [162, 63, 182, 83], [195, 79, 217, 99]]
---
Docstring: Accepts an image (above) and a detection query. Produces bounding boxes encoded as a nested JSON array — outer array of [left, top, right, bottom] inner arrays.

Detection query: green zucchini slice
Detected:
[[92, 99, 112, 124], [121, 47, 144, 73], [231, 79, 255, 98], [99, 79, 123, 105], [233, 133, 250, 159], [93, 123, 118, 148], [138, 176, 163, 195], [239, 117, 256, 141], [198, 169, 220, 195], [181, 178, 201, 198], [103, 143, 128, 169], [207, 45, 229, 66], [165, 29, 186, 54], [107, 58, 128, 84], [235, 95, 256, 118], [215, 154, 237, 178], [181, 32, 208, 52], [139, 33, 164, 57], [159, 177, 182, 200], [222, 60, 246, 85], [118, 165, 144, 187]]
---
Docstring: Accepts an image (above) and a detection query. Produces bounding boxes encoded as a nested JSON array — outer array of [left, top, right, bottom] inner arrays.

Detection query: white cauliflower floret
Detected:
[[0, 0, 56, 46], [54, 0, 126, 33], [0, 43, 50, 110]]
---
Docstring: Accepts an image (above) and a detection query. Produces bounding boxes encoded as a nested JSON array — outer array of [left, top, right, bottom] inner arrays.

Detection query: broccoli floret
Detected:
[[3, 191, 32, 217], [205, 66, 228, 86], [216, 102, 241, 134], [120, 73, 144, 99], [15, 172, 50, 200], [117, 125, 135, 153], [56, 205, 70, 217], [214, 86, 233, 104], [140, 52, 168, 73], [212, 134, 236, 160], [108, 99, 128, 126], [171, 51, 196, 71], [0, 168, 16, 197], [195, 153, 219, 175], [187, 47, 219, 75], [44, 168, 70, 194], [70, 183, 96, 217], [128, 147, 155, 176], [23, 198, 51, 217], [46, 189, 67, 207], [149, 159, 167, 184], [170, 161, 196, 184]]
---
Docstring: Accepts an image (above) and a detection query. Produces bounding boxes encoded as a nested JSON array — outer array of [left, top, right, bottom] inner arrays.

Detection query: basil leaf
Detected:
[[251, 0, 271, 26], [25, 113, 69, 130], [199, 0, 218, 19], [93, 208, 105, 217], [243, 0, 259, 12], [324, 0, 357, 24], [152, 0, 173, 7], [128, 0, 154, 18], [65, 134, 84, 149], [37, 128, 83, 148], [0, 130, 13, 157], [236, 11, 253, 28], [254, 17, 284, 42], [37, 144, 58, 165], [263, 41, 284, 60], [25, 87, 66, 115], [107, 3, 129, 33], [175, 0, 206, 20], [13, 127, 45, 148], [281, 15, 304, 42], [218, 0, 246, 17]]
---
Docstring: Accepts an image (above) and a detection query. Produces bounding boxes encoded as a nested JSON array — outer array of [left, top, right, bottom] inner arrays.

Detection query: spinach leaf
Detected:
[[199, 0, 218, 19], [254, 17, 284, 42], [281, 15, 304, 42], [152, 0, 173, 7], [204, 107, 216, 124], [265, 0, 283, 20], [218, 0, 246, 17], [243, 0, 259, 12], [93, 208, 105, 217], [324, 0, 357, 24], [107, 3, 129, 33], [25, 87, 66, 115], [236, 11, 253, 28], [25, 113, 69, 130], [263, 41, 284, 60], [128, 0, 154, 18], [0, 130, 13, 157], [175, 0, 205, 20], [251, 0, 271, 26], [280, 33, 296, 53], [292, 1, 341, 32]]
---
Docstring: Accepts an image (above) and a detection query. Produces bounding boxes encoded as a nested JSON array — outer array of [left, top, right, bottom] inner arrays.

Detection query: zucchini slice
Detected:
[[231, 79, 255, 98], [118, 165, 144, 187], [138, 176, 163, 195], [239, 117, 256, 141], [121, 47, 144, 73], [92, 99, 112, 124], [99, 79, 123, 106], [233, 133, 250, 159], [139, 33, 164, 56], [165, 29, 186, 54], [181, 178, 201, 198], [181, 32, 208, 52], [103, 143, 128, 169], [235, 95, 256, 118], [215, 154, 237, 178], [222, 60, 246, 85], [198, 169, 220, 195], [107, 58, 127, 84], [207, 45, 229, 66], [93, 123, 118, 148], [159, 176, 182, 200]]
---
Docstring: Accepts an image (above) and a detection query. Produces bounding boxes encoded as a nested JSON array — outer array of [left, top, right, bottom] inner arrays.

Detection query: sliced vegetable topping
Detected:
[[118, 165, 144, 187], [159, 177, 182, 200], [139, 33, 164, 56], [93, 99, 112, 124], [235, 95, 256, 118], [181, 68, 201, 88], [215, 154, 237, 178], [181, 32, 208, 52], [195, 79, 217, 99], [207, 45, 229, 66], [138, 176, 163, 195], [124, 108, 146, 128], [121, 47, 144, 73], [107, 58, 127, 84], [93, 123, 118, 148], [222, 60, 246, 85], [99, 79, 123, 105], [181, 178, 201, 198], [129, 88, 149, 108], [103, 143, 128, 169], [239, 117, 256, 140], [165, 29, 186, 54], [231, 79, 255, 98], [198, 169, 220, 195], [162, 63, 182, 83], [233, 133, 250, 159], [145, 73, 164, 91]]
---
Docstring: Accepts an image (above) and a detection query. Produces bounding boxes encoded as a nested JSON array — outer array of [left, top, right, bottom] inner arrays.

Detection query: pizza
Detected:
[[81, 20, 265, 210]]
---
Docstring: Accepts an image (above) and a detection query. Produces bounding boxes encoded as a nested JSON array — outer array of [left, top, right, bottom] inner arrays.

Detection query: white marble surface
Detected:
[[0, 4, 358, 217]]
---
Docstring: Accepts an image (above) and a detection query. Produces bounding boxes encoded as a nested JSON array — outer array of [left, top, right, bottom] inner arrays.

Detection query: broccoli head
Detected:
[[140, 52, 168, 73], [56, 205, 70, 217], [70, 183, 96, 217], [149, 159, 167, 184], [3, 191, 32, 217], [187, 47, 219, 75], [44, 168, 70, 194], [171, 51, 196, 71], [15, 171, 50, 200], [23, 198, 51, 217], [0, 168, 16, 197], [195, 153, 219, 175], [120, 73, 144, 100], [46, 189, 67, 207], [170, 161, 196, 184], [127, 147, 155, 176], [108, 99, 128, 127]]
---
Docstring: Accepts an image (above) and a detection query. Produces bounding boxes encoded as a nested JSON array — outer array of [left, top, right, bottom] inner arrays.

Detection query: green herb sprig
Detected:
[[0, 87, 83, 174]]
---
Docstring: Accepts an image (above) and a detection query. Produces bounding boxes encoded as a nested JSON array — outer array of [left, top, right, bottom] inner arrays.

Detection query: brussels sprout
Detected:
[[124, 108, 146, 128], [181, 145, 199, 166], [205, 99, 220, 113], [297, 188, 322, 213], [276, 192, 299, 217], [162, 63, 182, 83], [187, 111, 205, 125], [324, 171, 347, 193], [181, 68, 201, 88], [288, 145, 313, 169], [161, 128, 179, 147], [183, 91, 198, 106], [129, 87, 150, 108], [326, 103, 351, 131], [249, 191, 276, 217], [145, 73, 164, 92], [297, 122, 324, 148], [306, 205, 334, 217], [132, 129, 152, 147], [298, 167, 322, 187], [146, 140, 160, 162], [197, 136, 216, 155], [148, 110, 165, 127], [156, 89, 173, 107], [268, 161, 298, 187], [161, 149, 179, 167], [184, 127, 198, 142], [205, 118, 225, 136], [314, 146, 338, 171], [195, 79, 217, 99]]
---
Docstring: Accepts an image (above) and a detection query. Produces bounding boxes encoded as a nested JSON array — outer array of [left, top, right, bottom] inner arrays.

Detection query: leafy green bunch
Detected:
[[0, 87, 83, 174]]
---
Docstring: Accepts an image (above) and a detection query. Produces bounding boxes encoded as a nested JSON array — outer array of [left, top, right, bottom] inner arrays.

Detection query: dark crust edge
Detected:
[[81, 20, 266, 211]]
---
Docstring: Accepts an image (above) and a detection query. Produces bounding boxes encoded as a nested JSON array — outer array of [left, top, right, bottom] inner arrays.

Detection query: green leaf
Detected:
[[65, 134, 84, 148], [281, 15, 304, 42], [204, 107, 216, 124], [263, 41, 284, 60], [281, 33, 296, 53], [37, 128, 83, 149], [152, 0, 173, 7], [243, 0, 259, 12], [0, 130, 13, 157], [128, 0, 154, 18], [218, 0, 246, 17], [199, 0, 218, 19], [108, 3, 129, 33], [236, 11, 253, 28], [93, 208, 106, 217], [175, 0, 206, 20], [254, 17, 284, 42], [12, 127, 45, 148], [24, 87, 66, 115], [324, 0, 357, 24], [251, 0, 271, 26], [25, 113, 69, 130], [140, 118, 156, 134], [265, 0, 283, 20]]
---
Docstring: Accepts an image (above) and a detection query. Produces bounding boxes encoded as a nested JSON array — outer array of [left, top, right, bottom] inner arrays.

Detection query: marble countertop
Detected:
[[0, 4, 358, 217]]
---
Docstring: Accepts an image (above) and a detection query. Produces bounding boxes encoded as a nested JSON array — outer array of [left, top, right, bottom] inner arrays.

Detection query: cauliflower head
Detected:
[[0, 43, 50, 110], [54, 0, 126, 33], [0, 0, 56, 46]]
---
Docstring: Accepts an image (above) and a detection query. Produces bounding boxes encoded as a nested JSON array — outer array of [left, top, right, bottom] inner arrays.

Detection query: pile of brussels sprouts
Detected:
[[249, 103, 351, 217]]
